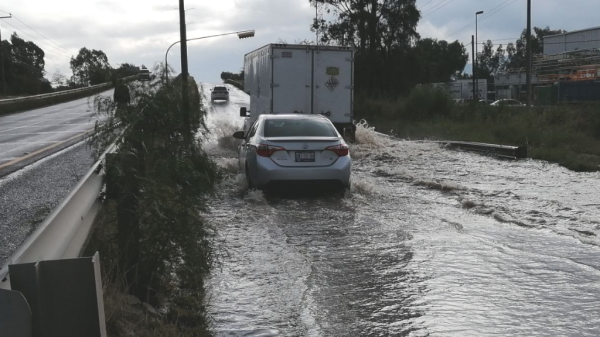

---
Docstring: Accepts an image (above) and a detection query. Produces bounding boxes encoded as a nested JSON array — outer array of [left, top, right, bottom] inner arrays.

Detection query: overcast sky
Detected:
[[1, 0, 599, 83]]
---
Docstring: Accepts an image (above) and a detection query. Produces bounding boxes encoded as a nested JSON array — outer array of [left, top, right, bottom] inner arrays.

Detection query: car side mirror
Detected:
[[232, 131, 245, 139], [240, 107, 249, 117]]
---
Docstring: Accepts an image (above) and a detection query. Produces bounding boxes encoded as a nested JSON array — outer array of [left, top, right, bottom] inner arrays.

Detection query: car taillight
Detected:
[[256, 144, 286, 157], [325, 144, 349, 156]]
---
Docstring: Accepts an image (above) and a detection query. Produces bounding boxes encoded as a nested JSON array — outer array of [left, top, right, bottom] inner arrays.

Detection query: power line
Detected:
[[477, 0, 520, 25], [446, 0, 515, 39], [422, 0, 450, 16], [475, 38, 600, 45], [419, 0, 436, 10], [0, 43, 64, 68], [422, 0, 456, 18], [0, 44, 46, 74], [1, 20, 73, 59], [10, 14, 76, 55]]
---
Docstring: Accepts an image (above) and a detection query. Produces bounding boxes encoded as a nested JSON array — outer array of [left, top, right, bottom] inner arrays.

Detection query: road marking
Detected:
[[0, 129, 93, 170]]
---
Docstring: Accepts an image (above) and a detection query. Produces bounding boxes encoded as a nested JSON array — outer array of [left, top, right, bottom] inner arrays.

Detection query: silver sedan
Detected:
[[233, 114, 351, 190]]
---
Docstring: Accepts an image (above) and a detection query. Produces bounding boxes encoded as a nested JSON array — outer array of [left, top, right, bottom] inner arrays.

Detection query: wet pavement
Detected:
[[0, 90, 112, 166], [0, 91, 113, 267], [201, 83, 600, 336], [0, 142, 95, 267]]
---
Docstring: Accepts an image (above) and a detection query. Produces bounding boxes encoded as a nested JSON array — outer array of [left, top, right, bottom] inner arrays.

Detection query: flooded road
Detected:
[[200, 83, 600, 336]]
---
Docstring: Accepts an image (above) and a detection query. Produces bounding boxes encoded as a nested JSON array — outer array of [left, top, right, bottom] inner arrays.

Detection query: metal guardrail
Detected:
[[223, 79, 244, 91], [0, 75, 136, 106], [0, 140, 118, 290], [374, 132, 527, 159], [0, 83, 108, 105], [434, 140, 528, 159]]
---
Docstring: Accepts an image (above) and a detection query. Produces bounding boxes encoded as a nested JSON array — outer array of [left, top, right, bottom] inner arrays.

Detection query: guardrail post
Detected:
[[0, 288, 32, 336], [7, 253, 107, 337]]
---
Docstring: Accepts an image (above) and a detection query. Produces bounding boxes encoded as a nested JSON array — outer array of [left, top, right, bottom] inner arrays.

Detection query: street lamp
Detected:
[[475, 10, 484, 100], [164, 30, 255, 85]]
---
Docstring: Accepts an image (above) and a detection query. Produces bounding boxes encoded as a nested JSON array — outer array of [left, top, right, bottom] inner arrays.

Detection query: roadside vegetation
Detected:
[[85, 65, 220, 336], [355, 85, 600, 172]]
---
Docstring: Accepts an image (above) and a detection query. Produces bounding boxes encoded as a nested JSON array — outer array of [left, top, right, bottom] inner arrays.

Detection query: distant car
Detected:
[[137, 68, 150, 81], [490, 99, 524, 107], [210, 86, 229, 102], [233, 114, 351, 190]]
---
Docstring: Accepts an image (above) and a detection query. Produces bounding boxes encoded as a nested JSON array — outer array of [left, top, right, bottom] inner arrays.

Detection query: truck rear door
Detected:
[[272, 47, 311, 114], [313, 49, 353, 124]]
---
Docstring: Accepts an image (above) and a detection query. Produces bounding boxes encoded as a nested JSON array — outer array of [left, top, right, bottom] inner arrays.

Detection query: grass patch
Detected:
[[355, 86, 600, 172]]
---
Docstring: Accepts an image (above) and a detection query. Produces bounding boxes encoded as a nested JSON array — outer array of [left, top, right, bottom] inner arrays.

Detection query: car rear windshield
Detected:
[[213, 87, 227, 91], [264, 118, 338, 138]]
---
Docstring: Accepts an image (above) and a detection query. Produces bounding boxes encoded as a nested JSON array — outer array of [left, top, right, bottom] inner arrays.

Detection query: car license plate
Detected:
[[295, 151, 315, 162]]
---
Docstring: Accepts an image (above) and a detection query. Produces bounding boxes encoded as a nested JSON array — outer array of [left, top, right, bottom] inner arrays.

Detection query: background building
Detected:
[[543, 27, 600, 55], [534, 27, 600, 104]]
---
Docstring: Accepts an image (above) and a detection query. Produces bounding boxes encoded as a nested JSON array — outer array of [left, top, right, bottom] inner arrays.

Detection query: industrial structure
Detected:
[[542, 26, 600, 55], [494, 68, 538, 101], [532, 27, 600, 104], [428, 26, 600, 104]]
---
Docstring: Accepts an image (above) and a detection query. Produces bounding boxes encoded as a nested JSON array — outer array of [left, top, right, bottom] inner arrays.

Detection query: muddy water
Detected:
[[200, 83, 600, 336]]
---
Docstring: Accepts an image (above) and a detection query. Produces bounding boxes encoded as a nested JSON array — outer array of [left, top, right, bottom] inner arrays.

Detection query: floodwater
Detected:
[[200, 83, 600, 336]]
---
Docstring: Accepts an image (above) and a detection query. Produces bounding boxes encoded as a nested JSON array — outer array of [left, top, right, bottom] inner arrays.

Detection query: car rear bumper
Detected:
[[253, 156, 351, 188], [211, 94, 229, 100]]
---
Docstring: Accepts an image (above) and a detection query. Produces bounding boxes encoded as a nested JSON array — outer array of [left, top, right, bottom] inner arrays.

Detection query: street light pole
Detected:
[[164, 30, 256, 86], [472, 35, 476, 103], [475, 10, 484, 100], [0, 14, 12, 97], [526, 0, 532, 107], [178, 0, 191, 143]]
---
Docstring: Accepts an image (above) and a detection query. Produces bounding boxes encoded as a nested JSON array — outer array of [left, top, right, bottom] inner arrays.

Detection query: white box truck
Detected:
[[240, 44, 355, 139]]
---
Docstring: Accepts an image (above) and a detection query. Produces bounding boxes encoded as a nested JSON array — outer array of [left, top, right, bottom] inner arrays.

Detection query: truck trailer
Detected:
[[240, 44, 355, 139]]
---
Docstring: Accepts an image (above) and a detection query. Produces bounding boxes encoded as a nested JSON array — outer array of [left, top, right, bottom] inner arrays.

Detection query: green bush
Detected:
[[354, 88, 600, 172], [88, 65, 219, 336], [403, 85, 455, 120]]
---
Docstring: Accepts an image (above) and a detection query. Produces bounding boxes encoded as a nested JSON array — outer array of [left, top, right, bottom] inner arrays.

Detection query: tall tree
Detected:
[[476, 40, 506, 79], [1, 33, 49, 95], [311, 0, 420, 94], [506, 26, 566, 69], [70, 47, 111, 86], [413, 38, 468, 83]]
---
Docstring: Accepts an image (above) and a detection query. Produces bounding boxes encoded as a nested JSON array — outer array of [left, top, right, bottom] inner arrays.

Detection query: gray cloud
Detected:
[[2, 0, 600, 82]]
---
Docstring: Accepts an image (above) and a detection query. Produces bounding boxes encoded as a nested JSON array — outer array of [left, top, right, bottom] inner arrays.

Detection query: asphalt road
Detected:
[[0, 90, 112, 176], [0, 90, 113, 266]]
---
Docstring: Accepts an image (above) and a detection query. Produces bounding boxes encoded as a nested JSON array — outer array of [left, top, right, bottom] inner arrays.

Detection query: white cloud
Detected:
[[1, 0, 600, 82]]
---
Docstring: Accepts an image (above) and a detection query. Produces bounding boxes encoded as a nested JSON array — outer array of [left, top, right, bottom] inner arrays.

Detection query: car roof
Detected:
[[258, 114, 329, 121]]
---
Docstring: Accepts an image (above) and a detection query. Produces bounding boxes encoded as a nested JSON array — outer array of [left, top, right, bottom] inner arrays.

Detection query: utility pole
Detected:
[[178, 0, 191, 143], [472, 35, 476, 103], [525, 0, 532, 107], [0, 15, 12, 97], [475, 10, 484, 100], [315, 1, 318, 45]]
